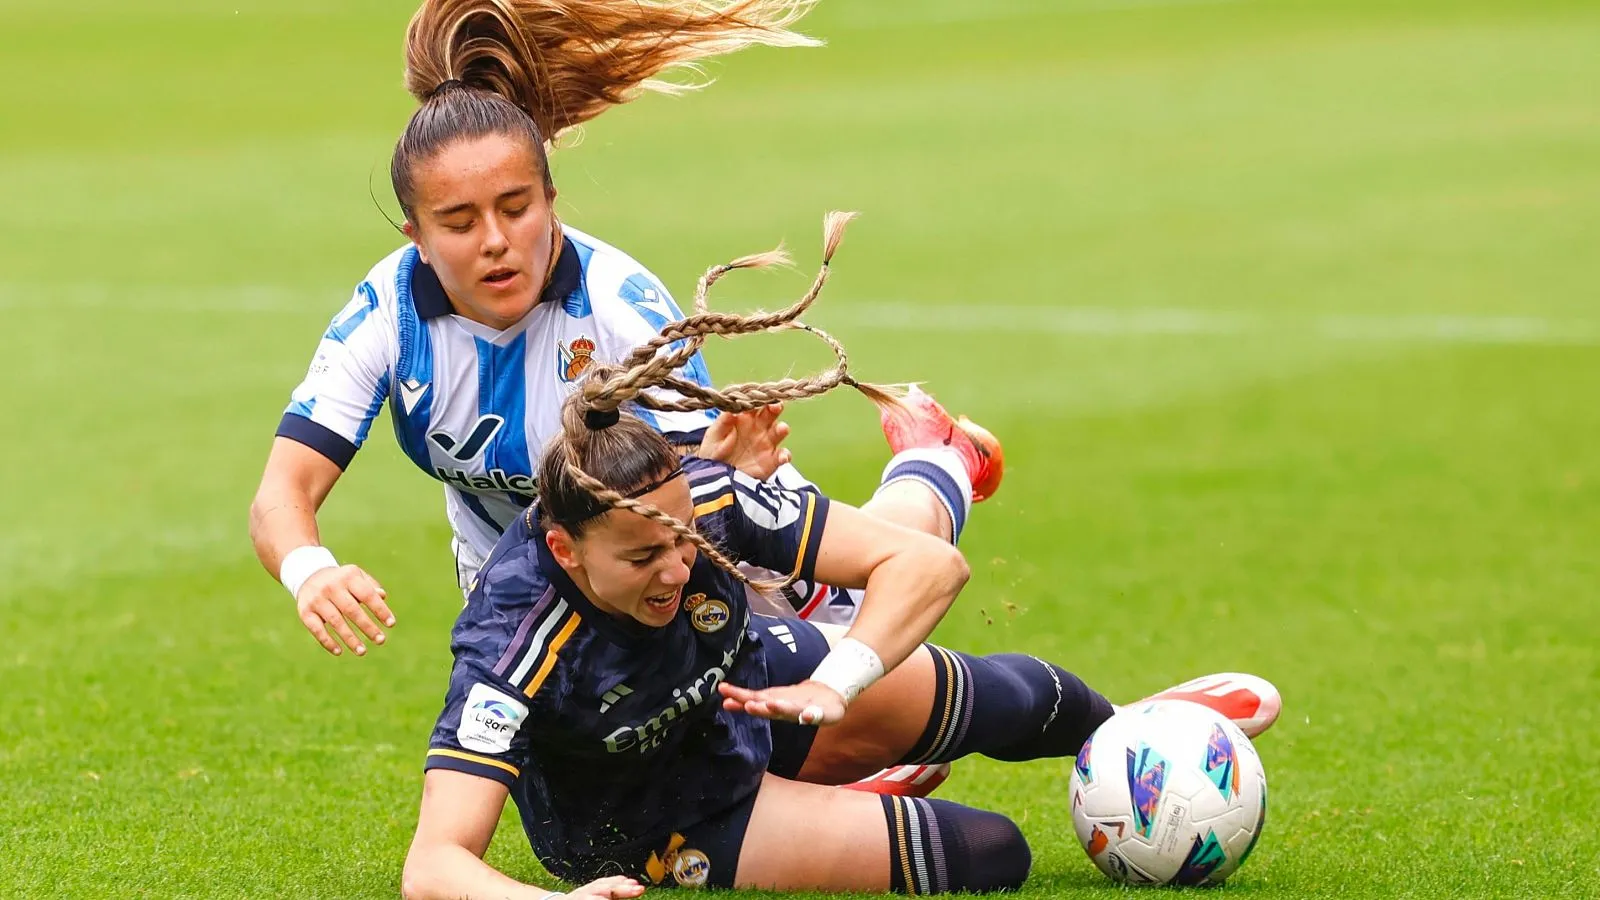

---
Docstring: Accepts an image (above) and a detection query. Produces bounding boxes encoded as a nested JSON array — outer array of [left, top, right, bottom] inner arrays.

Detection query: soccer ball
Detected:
[[1069, 700, 1267, 886]]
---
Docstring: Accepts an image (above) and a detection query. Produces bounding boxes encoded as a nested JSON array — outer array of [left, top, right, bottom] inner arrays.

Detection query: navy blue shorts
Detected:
[[633, 614, 832, 889]]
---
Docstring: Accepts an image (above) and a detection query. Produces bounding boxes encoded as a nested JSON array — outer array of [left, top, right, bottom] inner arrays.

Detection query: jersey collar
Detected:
[[409, 235, 583, 321]]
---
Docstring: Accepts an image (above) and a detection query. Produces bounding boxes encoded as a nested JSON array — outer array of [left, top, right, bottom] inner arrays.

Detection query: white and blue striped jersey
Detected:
[[277, 226, 718, 564]]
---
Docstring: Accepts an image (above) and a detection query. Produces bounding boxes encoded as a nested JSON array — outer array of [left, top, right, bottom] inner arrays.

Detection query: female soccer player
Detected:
[[399, 231, 1280, 898], [248, 0, 1001, 660]]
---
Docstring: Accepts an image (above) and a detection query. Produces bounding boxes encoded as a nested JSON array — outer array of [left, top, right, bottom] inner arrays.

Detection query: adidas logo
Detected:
[[600, 684, 633, 714], [767, 624, 798, 653]]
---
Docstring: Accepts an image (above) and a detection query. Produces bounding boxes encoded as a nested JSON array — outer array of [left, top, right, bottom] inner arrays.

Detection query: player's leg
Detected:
[[865, 382, 1004, 526], [809, 647, 1117, 785], [758, 616, 1116, 786], [732, 775, 1031, 893], [777, 385, 1002, 626], [758, 617, 1283, 787]]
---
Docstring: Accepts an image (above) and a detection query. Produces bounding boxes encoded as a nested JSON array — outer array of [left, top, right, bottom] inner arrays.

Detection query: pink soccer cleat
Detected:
[[879, 386, 1005, 502], [841, 763, 953, 798], [1138, 672, 1282, 739]]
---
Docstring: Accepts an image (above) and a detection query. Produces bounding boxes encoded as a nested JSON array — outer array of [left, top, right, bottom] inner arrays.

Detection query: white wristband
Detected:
[[807, 637, 885, 705], [280, 545, 338, 600]]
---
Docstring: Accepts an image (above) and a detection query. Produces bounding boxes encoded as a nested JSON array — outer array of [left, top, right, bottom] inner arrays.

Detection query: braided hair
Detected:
[[535, 212, 900, 592]]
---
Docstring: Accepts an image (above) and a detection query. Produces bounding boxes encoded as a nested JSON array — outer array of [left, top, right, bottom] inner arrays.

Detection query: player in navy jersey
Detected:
[[247, 0, 1002, 668], [401, 222, 1283, 899]]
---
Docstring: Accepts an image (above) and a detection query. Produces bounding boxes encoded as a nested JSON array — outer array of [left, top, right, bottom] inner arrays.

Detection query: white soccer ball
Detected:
[[1069, 700, 1267, 886]]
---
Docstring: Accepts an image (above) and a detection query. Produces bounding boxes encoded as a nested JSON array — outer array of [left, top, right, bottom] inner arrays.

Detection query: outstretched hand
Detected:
[[698, 403, 792, 481], [719, 680, 847, 726], [567, 875, 646, 899]]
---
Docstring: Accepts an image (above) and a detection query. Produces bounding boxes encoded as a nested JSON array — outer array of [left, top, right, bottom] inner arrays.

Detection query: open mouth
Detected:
[[482, 268, 518, 285], [644, 588, 681, 615]]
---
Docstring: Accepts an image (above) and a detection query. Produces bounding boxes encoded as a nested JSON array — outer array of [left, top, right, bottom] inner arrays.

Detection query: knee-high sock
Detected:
[[881, 795, 1031, 894], [900, 647, 1114, 765]]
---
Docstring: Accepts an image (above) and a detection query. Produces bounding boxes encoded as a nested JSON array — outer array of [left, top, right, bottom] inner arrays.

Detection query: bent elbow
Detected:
[[399, 850, 433, 900]]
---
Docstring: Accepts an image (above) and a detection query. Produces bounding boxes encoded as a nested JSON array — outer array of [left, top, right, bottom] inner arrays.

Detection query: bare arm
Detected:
[[402, 770, 642, 900], [249, 437, 341, 574], [720, 501, 969, 723], [808, 501, 969, 675], [249, 437, 394, 655]]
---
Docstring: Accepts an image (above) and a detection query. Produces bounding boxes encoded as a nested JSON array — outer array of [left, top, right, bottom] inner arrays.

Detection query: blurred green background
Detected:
[[1, 0, 1597, 896]]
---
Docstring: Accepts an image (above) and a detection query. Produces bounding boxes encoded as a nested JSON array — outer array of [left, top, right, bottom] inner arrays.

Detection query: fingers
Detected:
[[299, 609, 342, 656], [743, 698, 811, 723], [719, 684, 785, 718], [337, 592, 386, 647], [578, 875, 644, 899], [356, 570, 396, 628], [320, 595, 368, 656], [295, 567, 393, 657], [720, 683, 824, 722], [718, 682, 760, 704]]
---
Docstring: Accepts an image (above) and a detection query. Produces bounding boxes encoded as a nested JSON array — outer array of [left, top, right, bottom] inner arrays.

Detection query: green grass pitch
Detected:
[[2, 0, 1598, 896]]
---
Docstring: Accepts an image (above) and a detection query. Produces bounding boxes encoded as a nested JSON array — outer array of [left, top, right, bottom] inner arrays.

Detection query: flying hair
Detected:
[[392, 0, 820, 224], [403, 0, 820, 143], [535, 212, 906, 593]]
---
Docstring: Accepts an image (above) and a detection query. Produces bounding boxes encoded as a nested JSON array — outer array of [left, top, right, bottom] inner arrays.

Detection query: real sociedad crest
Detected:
[[558, 334, 596, 383]]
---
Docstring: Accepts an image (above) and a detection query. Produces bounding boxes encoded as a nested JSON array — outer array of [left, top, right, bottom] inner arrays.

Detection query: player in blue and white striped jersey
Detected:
[[276, 219, 720, 583], [248, 0, 1000, 666]]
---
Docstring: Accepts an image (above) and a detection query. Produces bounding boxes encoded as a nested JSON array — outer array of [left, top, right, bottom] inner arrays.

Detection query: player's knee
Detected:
[[885, 796, 1031, 893]]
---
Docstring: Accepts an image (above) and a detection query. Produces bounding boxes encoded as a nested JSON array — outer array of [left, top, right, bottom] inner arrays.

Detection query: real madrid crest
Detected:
[[672, 848, 711, 887], [646, 833, 711, 889], [684, 592, 730, 633], [558, 334, 596, 383]]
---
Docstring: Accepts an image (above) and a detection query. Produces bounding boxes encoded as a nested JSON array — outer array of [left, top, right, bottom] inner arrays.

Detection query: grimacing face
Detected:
[[545, 474, 700, 629], [403, 132, 556, 330]]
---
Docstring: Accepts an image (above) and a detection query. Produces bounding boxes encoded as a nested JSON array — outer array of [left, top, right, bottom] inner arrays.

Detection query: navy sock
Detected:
[[901, 648, 1115, 765], [882, 795, 1031, 894]]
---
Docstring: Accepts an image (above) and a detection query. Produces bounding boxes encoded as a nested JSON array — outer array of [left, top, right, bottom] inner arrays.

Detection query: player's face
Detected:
[[405, 133, 556, 330], [568, 475, 699, 628]]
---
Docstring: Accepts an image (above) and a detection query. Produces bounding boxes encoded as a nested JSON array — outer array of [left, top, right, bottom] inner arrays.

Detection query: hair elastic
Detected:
[[429, 78, 467, 98]]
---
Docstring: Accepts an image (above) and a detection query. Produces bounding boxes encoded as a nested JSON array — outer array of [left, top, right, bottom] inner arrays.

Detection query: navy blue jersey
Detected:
[[423, 457, 830, 877]]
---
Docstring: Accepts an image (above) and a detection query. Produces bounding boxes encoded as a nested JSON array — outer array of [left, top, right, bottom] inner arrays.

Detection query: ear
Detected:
[[545, 527, 582, 572], [402, 220, 429, 264]]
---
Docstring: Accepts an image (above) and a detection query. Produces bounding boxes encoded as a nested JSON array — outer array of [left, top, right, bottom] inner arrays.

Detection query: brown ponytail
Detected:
[[392, 0, 820, 216]]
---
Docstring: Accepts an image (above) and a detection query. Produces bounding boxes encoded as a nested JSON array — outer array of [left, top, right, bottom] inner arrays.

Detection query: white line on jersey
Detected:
[[689, 476, 731, 501]]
